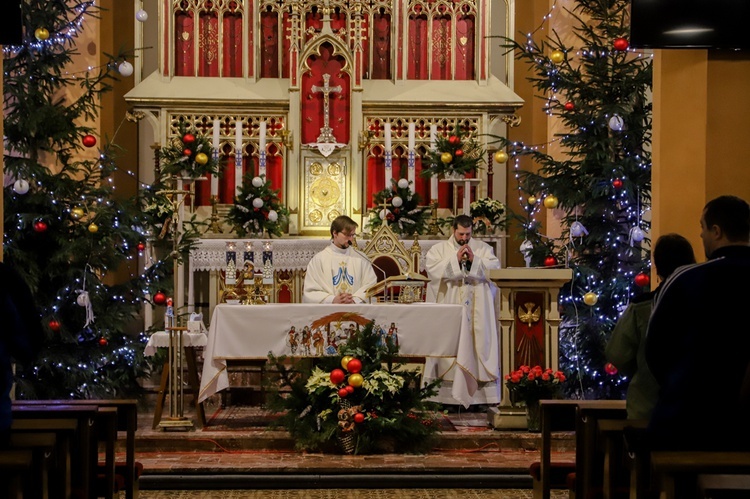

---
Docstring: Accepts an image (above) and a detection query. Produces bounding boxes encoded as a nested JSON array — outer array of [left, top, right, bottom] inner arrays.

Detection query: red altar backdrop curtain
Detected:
[[454, 15, 475, 80], [301, 43, 350, 145], [431, 16, 451, 80], [407, 15, 429, 79], [197, 12, 219, 76], [513, 291, 546, 369], [221, 11, 244, 77], [370, 12, 392, 79], [260, 11, 279, 78], [174, 11, 195, 76]]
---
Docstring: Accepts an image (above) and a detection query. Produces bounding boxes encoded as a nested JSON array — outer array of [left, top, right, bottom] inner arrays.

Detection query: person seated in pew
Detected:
[[0, 262, 44, 448], [646, 195, 750, 451], [606, 233, 695, 420], [302, 215, 377, 304]]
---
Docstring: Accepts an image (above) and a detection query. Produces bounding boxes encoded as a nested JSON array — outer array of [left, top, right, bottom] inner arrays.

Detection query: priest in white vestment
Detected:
[[302, 215, 378, 304], [423, 214, 501, 406]]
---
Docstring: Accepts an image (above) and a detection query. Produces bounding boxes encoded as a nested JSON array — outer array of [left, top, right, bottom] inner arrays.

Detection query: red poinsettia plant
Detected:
[[505, 365, 566, 404]]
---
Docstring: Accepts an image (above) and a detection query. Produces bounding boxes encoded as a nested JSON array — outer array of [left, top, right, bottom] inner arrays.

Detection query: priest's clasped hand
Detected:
[[333, 292, 356, 304], [457, 244, 474, 264]]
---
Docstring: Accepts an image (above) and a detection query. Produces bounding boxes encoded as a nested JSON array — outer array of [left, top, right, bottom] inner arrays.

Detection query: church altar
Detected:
[[198, 303, 480, 407]]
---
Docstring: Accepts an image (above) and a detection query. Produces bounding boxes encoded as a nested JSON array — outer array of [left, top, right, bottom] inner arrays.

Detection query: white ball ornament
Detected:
[[76, 292, 90, 307], [397, 178, 409, 189], [268, 210, 278, 222], [251, 176, 264, 188], [630, 227, 645, 243], [118, 61, 134, 77], [252, 197, 264, 208], [391, 196, 403, 208], [379, 209, 390, 220], [13, 179, 30, 195], [608, 114, 624, 131], [135, 9, 149, 22], [570, 221, 588, 238]]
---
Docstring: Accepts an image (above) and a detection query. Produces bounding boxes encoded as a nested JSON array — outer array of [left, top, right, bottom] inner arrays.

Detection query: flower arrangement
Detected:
[[366, 179, 429, 236], [505, 365, 567, 404], [160, 123, 221, 179], [266, 320, 442, 455], [421, 126, 485, 178], [470, 197, 506, 235], [226, 173, 289, 237]]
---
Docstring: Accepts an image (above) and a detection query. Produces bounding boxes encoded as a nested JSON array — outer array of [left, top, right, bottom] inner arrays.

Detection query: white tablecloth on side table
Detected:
[[144, 331, 208, 356], [198, 303, 478, 407]]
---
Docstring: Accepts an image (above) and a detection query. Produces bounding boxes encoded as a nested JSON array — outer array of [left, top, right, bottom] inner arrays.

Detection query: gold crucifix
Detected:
[[311, 73, 342, 144]]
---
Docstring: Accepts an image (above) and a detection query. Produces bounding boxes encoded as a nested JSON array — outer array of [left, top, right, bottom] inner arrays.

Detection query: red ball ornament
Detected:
[[49, 319, 60, 333], [613, 37, 629, 51], [564, 102, 575, 111], [136, 242, 146, 252], [330, 368, 346, 385], [82, 134, 97, 148], [346, 358, 362, 374], [33, 220, 48, 233], [544, 256, 557, 267], [612, 178, 623, 189], [338, 388, 349, 398], [353, 413, 365, 424], [99, 338, 108, 346], [604, 362, 618, 375], [345, 385, 355, 394], [182, 133, 196, 144], [448, 135, 461, 146], [634, 272, 650, 287], [182, 148, 192, 157], [454, 149, 464, 158], [153, 291, 167, 305]]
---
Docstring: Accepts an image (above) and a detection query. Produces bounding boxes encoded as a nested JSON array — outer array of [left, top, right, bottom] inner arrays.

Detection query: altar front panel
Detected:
[[199, 303, 479, 407]]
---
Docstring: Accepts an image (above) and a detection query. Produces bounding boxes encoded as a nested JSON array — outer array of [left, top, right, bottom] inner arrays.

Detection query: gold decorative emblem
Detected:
[[181, 31, 190, 41], [518, 302, 541, 327], [310, 177, 340, 207], [459, 36, 468, 46], [310, 162, 324, 175], [327, 162, 341, 175], [309, 209, 323, 223], [327, 209, 341, 222]]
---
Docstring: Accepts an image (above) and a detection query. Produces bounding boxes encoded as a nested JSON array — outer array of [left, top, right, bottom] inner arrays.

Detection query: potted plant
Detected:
[[366, 179, 429, 236], [421, 127, 485, 179], [226, 173, 289, 237], [470, 197, 506, 235], [160, 123, 221, 179], [505, 365, 566, 431]]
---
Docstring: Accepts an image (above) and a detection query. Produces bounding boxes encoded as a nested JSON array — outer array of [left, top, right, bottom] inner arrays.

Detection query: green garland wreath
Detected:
[[366, 179, 429, 236], [421, 126, 484, 178], [160, 123, 221, 179], [266, 321, 442, 454], [226, 173, 289, 237]]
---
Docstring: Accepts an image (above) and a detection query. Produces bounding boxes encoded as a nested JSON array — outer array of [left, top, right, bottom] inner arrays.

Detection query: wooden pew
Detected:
[[0, 449, 34, 499], [11, 418, 78, 498], [7, 432, 57, 499], [12, 404, 99, 499], [16, 399, 140, 499], [650, 451, 750, 499], [596, 419, 649, 499]]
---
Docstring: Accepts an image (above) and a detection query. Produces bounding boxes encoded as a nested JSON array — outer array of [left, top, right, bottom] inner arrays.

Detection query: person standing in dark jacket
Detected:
[[0, 261, 45, 447], [646, 195, 750, 450]]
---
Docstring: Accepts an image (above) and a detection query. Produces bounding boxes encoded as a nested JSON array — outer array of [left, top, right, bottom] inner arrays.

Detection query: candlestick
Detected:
[[430, 125, 438, 201], [211, 119, 220, 197], [259, 121, 267, 177], [384, 123, 392, 188], [407, 123, 416, 192], [235, 121, 243, 196]]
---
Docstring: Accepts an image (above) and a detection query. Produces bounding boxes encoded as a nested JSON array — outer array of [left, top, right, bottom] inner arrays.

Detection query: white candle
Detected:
[[235, 121, 243, 196], [408, 123, 415, 151], [384, 123, 392, 188], [259, 121, 267, 177], [211, 119, 220, 197], [407, 123, 416, 190], [430, 125, 438, 201]]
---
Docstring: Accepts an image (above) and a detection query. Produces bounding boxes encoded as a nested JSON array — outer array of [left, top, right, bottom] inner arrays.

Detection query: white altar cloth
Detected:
[[198, 303, 479, 407]]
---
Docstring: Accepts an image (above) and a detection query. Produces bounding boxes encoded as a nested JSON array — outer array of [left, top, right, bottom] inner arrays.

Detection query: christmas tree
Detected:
[[496, 0, 653, 399], [2, 1, 170, 398]]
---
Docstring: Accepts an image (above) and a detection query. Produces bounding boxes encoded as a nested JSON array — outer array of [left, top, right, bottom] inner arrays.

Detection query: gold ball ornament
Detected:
[[88, 223, 99, 233], [440, 152, 453, 164], [70, 207, 85, 220], [34, 28, 50, 41], [195, 152, 208, 165], [348, 373, 364, 388], [583, 292, 598, 306], [341, 356, 353, 370], [543, 195, 559, 209], [550, 50, 565, 64], [494, 150, 509, 163], [527, 195, 537, 205]]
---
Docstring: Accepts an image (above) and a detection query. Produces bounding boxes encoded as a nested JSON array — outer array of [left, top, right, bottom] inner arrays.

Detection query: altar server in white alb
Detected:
[[423, 214, 501, 406], [302, 215, 378, 304]]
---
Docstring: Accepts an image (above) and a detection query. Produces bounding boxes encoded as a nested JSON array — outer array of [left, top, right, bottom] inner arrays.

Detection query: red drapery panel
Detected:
[[455, 16, 475, 80], [222, 13, 243, 77], [260, 11, 278, 78], [371, 13, 391, 79], [174, 12, 195, 76], [431, 16, 451, 80], [198, 12, 220, 76], [407, 16, 428, 79]]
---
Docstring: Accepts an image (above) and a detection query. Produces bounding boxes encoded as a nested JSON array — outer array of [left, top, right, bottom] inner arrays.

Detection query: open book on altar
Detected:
[[365, 272, 430, 304]]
